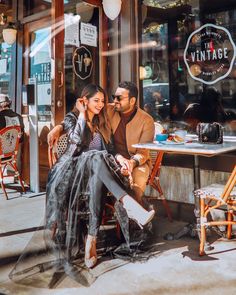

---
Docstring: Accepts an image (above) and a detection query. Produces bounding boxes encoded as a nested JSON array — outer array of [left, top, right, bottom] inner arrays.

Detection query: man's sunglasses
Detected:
[[111, 95, 129, 102]]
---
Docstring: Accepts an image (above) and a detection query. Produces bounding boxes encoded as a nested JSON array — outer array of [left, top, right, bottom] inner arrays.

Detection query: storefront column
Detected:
[[51, 0, 65, 125], [109, 0, 140, 93]]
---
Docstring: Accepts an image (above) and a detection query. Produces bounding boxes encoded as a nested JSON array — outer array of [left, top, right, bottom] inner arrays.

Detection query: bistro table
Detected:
[[133, 138, 236, 239]]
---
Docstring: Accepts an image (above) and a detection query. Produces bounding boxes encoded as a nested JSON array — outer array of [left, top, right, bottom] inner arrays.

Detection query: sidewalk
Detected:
[[1, 188, 236, 295]]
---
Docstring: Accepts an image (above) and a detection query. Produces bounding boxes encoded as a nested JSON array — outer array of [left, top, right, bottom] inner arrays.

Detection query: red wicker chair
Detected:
[[195, 165, 236, 256], [148, 150, 172, 221], [0, 126, 25, 200], [48, 133, 120, 238]]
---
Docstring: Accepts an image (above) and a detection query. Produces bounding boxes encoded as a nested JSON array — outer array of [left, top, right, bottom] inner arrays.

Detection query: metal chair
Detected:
[[195, 165, 236, 256], [0, 126, 26, 200], [148, 150, 172, 221]]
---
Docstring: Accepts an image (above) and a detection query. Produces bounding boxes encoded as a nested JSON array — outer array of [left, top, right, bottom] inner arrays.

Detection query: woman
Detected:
[[46, 84, 155, 269], [184, 87, 229, 131]]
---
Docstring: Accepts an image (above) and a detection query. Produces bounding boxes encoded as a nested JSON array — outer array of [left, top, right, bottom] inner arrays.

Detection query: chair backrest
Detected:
[[222, 165, 236, 202], [147, 150, 164, 185], [149, 150, 158, 166], [0, 126, 21, 159], [48, 133, 68, 168]]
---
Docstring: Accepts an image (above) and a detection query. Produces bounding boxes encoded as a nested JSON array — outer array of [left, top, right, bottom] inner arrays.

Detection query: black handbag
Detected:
[[196, 122, 223, 144]]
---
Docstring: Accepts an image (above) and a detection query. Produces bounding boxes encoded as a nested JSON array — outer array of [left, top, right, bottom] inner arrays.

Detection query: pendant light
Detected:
[[102, 0, 122, 20], [2, 23, 17, 45]]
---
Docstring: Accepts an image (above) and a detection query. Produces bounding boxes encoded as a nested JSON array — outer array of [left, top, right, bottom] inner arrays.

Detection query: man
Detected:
[[0, 93, 24, 173], [0, 94, 24, 138], [48, 81, 154, 203]]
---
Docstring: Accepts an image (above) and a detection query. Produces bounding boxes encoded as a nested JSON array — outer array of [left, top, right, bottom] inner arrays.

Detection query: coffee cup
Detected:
[[156, 133, 168, 141]]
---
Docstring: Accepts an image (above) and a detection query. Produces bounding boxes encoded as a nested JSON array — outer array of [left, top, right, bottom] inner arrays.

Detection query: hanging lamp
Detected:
[[102, 0, 122, 20]]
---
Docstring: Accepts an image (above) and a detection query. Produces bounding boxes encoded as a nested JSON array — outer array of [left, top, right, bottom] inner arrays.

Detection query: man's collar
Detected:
[[120, 106, 137, 122]]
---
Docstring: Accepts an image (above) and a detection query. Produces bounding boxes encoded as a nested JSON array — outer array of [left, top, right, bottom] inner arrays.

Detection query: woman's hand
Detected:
[[47, 125, 63, 147], [75, 97, 87, 114]]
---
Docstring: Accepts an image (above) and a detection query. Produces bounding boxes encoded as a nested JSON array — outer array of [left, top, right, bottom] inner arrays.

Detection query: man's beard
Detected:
[[114, 104, 121, 112]]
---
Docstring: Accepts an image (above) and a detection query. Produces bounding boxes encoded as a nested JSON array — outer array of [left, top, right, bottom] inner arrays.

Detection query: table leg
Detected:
[[193, 155, 200, 190], [165, 155, 202, 240], [164, 155, 213, 252], [193, 155, 201, 237]]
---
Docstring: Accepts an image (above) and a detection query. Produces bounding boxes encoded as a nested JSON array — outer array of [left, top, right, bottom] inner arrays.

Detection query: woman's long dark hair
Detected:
[[200, 87, 227, 122], [73, 84, 111, 142]]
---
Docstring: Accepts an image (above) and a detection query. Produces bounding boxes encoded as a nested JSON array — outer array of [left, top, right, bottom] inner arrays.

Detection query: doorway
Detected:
[[23, 18, 59, 189]]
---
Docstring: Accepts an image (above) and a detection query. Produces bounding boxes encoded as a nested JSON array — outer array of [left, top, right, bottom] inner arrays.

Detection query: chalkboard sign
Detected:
[[72, 46, 93, 80]]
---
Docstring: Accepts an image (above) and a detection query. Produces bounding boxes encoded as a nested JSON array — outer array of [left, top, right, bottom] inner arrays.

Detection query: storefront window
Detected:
[[23, 0, 51, 17], [0, 0, 13, 96], [141, 0, 236, 135], [64, 0, 99, 112], [29, 27, 52, 121], [0, 42, 12, 94]]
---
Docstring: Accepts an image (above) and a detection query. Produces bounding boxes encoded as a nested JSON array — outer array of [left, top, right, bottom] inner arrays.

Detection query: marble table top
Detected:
[[132, 140, 236, 157]]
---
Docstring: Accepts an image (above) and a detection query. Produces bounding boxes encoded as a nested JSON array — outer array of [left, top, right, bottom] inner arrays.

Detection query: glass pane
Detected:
[[0, 0, 13, 96], [64, 1, 99, 113], [0, 42, 13, 95], [142, 23, 170, 121], [141, 0, 236, 136], [29, 27, 52, 122], [23, 0, 51, 17]]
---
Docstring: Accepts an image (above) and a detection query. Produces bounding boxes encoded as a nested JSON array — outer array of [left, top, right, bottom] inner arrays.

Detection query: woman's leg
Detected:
[[85, 156, 155, 268], [88, 177, 105, 236], [97, 160, 155, 227], [97, 160, 127, 200], [85, 177, 106, 268]]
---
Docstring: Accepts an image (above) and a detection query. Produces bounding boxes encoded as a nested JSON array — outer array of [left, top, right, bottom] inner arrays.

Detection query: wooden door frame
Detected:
[[23, 17, 53, 186], [51, 0, 65, 125], [23, 0, 107, 125]]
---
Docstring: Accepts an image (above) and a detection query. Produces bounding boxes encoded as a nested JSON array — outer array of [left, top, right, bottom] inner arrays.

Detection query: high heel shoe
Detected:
[[85, 235, 97, 268], [122, 195, 155, 229]]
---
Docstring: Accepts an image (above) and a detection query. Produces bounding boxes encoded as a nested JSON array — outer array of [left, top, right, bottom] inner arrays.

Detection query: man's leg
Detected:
[[131, 163, 150, 203]]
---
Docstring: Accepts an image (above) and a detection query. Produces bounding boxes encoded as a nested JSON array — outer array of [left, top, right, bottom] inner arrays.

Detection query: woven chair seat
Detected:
[[54, 133, 68, 158], [195, 165, 236, 256], [195, 183, 236, 200]]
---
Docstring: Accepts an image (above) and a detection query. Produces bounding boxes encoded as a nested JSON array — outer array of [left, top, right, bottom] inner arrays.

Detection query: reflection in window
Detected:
[[29, 27, 52, 122], [64, 1, 98, 113], [0, 43, 12, 95], [23, 0, 51, 17], [141, 0, 236, 136], [142, 22, 170, 122]]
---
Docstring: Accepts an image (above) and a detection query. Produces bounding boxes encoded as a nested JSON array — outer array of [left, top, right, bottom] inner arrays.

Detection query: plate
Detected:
[[158, 140, 185, 145], [185, 142, 203, 147], [153, 140, 166, 144]]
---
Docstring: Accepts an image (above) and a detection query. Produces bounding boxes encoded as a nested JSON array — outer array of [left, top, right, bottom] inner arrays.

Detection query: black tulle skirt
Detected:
[[9, 150, 140, 288]]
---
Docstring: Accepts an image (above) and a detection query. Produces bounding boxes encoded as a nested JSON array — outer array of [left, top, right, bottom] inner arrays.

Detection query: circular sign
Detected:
[[184, 24, 236, 85], [73, 46, 93, 80]]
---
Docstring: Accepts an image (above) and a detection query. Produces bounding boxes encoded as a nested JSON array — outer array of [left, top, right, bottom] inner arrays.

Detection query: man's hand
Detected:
[[116, 155, 135, 175], [115, 155, 134, 186], [47, 125, 63, 147]]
